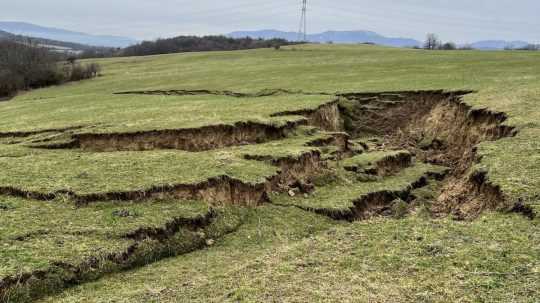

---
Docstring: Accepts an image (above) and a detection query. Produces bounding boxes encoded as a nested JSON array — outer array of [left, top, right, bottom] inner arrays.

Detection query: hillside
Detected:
[[0, 21, 136, 47], [0, 28, 115, 55], [0, 45, 539, 302]]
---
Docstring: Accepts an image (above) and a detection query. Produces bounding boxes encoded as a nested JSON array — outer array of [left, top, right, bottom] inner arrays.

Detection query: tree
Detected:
[[66, 56, 77, 65], [440, 42, 457, 50], [518, 44, 540, 51], [424, 33, 440, 50]]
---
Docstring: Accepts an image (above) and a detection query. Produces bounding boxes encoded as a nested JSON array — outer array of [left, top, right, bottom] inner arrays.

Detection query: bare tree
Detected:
[[424, 33, 440, 50]]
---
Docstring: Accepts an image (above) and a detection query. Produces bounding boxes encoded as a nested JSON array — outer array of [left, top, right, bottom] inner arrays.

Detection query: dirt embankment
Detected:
[[31, 101, 341, 152], [71, 121, 299, 152], [340, 90, 520, 219]]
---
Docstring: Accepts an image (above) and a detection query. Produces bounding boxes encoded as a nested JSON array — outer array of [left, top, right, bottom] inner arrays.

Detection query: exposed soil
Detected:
[[32, 102, 341, 152], [271, 101, 343, 132], [0, 89, 530, 302], [339, 90, 519, 219], [0, 90, 522, 219], [68, 121, 300, 152], [0, 150, 331, 206]]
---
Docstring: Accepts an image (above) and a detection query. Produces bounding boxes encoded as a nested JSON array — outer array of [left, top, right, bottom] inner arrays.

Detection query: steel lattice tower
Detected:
[[298, 0, 307, 41]]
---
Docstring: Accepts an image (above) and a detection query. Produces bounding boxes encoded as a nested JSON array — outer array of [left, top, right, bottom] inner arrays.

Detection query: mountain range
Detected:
[[0, 22, 534, 50], [470, 40, 529, 50], [229, 30, 535, 50], [0, 28, 113, 54], [0, 22, 137, 48], [229, 30, 421, 48]]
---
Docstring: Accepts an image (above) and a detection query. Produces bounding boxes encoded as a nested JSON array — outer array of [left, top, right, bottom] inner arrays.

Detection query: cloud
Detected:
[[1, 0, 538, 43]]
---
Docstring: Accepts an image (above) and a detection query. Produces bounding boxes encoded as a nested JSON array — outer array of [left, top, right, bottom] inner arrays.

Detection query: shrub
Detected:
[[69, 63, 101, 81]]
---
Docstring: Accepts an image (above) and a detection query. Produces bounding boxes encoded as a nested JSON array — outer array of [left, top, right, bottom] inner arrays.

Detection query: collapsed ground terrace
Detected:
[[0, 89, 536, 302]]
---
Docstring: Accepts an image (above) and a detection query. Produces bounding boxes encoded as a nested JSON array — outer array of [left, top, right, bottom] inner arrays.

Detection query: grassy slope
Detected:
[[40, 207, 540, 303], [276, 163, 444, 211], [0, 197, 209, 278], [0, 94, 332, 134], [0, 45, 539, 301], [1, 44, 538, 200], [0, 130, 329, 195]]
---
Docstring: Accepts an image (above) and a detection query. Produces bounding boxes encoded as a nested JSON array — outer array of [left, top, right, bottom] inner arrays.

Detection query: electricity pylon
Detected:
[[298, 0, 307, 42]]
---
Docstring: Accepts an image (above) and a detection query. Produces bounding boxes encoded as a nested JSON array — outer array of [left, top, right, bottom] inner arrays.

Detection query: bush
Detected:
[[0, 70, 24, 97], [69, 63, 101, 81]]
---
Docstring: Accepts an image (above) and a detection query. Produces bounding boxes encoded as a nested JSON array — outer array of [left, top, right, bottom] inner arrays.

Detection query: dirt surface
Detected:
[[339, 90, 519, 219]]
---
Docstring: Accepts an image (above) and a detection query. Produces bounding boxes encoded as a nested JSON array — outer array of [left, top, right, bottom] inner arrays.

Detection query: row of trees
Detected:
[[423, 33, 465, 50], [74, 36, 298, 58], [121, 36, 296, 57], [0, 40, 100, 98]]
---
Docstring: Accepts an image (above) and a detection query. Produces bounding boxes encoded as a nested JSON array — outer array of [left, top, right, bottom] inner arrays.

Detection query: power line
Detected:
[[297, 0, 307, 41]]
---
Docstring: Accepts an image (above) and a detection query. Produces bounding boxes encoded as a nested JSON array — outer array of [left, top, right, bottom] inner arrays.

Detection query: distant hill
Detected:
[[470, 40, 530, 50], [0, 29, 12, 38], [0, 28, 113, 54], [0, 21, 136, 48], [228, 30, 421, 48]]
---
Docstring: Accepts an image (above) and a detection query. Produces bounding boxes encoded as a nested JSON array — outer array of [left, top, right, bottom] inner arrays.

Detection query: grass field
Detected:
[[1, 44, 539, 302]]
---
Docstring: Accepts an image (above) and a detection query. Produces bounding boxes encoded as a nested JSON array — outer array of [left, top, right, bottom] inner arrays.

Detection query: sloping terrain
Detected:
[[1, 44, 539, 302]]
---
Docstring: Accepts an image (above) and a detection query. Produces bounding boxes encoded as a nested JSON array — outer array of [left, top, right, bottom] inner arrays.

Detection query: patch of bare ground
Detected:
[[339, 90, 521, 219]]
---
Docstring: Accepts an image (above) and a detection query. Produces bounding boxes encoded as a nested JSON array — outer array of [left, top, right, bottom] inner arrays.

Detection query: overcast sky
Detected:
[[2, 0, 539, 43]]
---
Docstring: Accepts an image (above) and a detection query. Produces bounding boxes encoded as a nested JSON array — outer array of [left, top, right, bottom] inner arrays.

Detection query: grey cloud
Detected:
[[1, 0, 538, 43]]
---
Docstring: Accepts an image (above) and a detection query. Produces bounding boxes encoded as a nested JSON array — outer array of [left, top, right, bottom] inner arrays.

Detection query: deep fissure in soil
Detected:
[[339, 90, 519, 219]]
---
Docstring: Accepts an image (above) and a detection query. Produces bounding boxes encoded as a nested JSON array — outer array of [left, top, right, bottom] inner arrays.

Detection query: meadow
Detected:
[[0, 44, 539, 302]]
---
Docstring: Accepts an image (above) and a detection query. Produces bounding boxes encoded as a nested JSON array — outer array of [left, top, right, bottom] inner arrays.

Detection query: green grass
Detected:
[[1, 44, 539, 302], [1, 44, 538, 199], [0, 94, 333, 134], [0, 197, 209, 277], [0, 194, 246, 302], [0, 130, 330, 196], [341, 150, 410, 171], [276, 162, 445, 212], [38, 207, 540, 303]]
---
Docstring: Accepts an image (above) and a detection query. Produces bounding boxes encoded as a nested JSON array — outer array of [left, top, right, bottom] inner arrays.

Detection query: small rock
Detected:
[[206, 239, 215, 246], [288, 189, 296, 197]]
